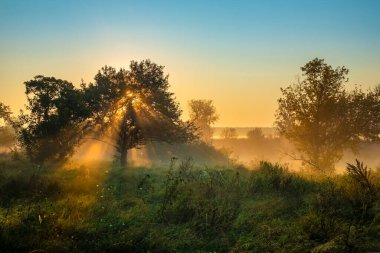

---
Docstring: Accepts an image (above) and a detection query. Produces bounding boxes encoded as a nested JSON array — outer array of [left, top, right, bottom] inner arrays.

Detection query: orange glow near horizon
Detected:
[[2, 61, 378, 128]]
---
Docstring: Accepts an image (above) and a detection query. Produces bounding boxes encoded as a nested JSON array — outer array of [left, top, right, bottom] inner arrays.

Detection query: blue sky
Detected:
[[1, 0, 379, 126]]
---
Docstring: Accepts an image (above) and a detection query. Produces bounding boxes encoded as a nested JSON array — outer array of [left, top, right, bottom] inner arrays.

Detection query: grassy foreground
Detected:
[[0, 156, 380, 252]]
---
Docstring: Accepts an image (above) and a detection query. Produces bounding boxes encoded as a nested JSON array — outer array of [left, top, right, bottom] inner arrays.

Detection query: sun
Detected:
[[132, 97, 141, 106], [126, 90, 134, 98], [123, 90, 148, 111]]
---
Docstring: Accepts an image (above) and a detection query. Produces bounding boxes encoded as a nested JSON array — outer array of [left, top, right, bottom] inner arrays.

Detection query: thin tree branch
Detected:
[[280, 150, 318, 169]]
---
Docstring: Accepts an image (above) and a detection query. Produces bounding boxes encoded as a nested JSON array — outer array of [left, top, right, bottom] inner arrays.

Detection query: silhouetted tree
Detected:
[[0, 102, 11, 123], [276, 58, 379, 172], [246, 128, 265, 141], [0, 102, 15, 148], [369, 84, 380, 141], [222, 127, 237, 140], [350, 84, 380, 142], [188, 99, 218, 142], [16, 61, 195, 166], [85, 60, 196, 167], [17, 76, 91, 164]]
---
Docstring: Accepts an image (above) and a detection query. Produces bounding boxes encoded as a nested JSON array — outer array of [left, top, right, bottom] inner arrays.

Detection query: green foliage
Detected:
[[15, 61, 196, 166], [160, 159, 242, 240], [349, 85, 380, 142], [146, 141, 230, 166], [345, 160, 378, 223], [82, 60, 197, 166], [1, 157, 380, 252], [0, 102, 15, 149], [347, 159, 376, 196], [17, 76, 91, 164], [249, 161, 314, 195], [276, 58, 379, 172], [298, 160, 380, 252]]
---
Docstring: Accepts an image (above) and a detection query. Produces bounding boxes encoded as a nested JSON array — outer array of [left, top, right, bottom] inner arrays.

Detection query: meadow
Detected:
[[1, 153, 379, 253]]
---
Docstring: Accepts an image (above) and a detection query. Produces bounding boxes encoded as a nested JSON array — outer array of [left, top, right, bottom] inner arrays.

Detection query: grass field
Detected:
[[0, 154, 380, 252]]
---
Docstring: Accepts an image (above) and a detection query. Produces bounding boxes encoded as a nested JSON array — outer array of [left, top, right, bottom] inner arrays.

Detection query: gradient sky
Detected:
[[1, 0, 379, 127]]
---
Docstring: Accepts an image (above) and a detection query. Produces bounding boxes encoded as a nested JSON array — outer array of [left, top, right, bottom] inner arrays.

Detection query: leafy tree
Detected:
[[16, 61, 195, 166], [188, 99, 218, 142], [368, 84, 380, 141], [85, 60, 196, 167], [0, 102, 15, 148], [350, 84, 380, 143], [276, 58, 364, 170], [222, 127, 237, 140], [17, 76, 91, 164]]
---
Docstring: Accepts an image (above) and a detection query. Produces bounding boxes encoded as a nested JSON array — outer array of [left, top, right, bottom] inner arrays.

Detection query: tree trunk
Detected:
[[118, 101, 134, 168], [119, 105, 130, 168], [120, 147, 128, 168]]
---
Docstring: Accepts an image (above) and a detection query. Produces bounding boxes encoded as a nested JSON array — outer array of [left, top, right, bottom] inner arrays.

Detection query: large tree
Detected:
[[16, 61, 195, 166], [275, 58, 378, 171], [84, 60, 196, 167], [188, 99, 218, 142], [17, 76, 91, 163]]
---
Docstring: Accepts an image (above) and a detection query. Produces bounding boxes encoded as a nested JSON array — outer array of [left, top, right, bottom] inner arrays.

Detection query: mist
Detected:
[[1, 1, 380, 251], [212, 127, 380, 173]]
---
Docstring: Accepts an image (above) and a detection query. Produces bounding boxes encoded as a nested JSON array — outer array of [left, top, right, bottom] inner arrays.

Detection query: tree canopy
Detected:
[[188, 99, 218, 142], [246, 128, 265, 141], [275, 58, 379, 171], [16, 60, 196, 166], [85, 60, 196, 166], [0, 102, 11, 124], [17, 76, 91, 163], [0, 102, 15, 148]]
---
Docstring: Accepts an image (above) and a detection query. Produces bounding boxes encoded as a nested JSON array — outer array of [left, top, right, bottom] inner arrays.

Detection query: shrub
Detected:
[[249, 161, 312, 195], [298, 160, 380, 252]]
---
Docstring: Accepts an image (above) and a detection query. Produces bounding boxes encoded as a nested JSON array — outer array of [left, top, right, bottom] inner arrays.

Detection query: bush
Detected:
[[298, 160, 380, 252], [249, 161, 313, 195]]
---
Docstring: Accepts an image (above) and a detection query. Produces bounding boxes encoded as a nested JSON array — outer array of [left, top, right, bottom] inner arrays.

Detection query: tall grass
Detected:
[[0, 155, 379, 252]]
